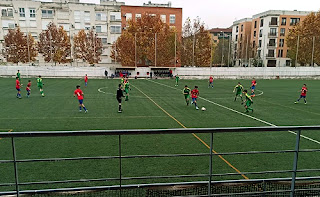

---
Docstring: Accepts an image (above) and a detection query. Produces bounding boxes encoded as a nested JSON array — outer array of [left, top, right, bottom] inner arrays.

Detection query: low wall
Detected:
[[1, 66, 320, 79]]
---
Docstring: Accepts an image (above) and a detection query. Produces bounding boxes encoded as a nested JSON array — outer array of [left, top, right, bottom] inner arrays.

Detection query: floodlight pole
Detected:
[[311, 36, 315, 67]]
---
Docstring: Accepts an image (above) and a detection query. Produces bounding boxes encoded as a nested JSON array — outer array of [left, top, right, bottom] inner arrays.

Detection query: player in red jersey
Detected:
[[74, 85, 88, 113], [26, 80, 31, 98], [208, 76, 214, 88], [295, 84, 308, 104], [15, 77, 21, 99], [191, 86, 199, 110], [84, 74, 88, 87], [250, 78, 257, 97]]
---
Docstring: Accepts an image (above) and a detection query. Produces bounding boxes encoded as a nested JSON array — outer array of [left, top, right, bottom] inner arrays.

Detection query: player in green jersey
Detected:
[[37, 75, 45, 97], [233, 82, 243, 102], [124, 79, 130, 101], [175, 75, 180, 86], [182, 85, 191, 106], [17, 70, 21, 82], [243, 90, 253, 113]]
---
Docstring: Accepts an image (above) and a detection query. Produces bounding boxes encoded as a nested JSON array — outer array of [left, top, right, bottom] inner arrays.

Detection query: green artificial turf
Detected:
[[0, 77, 320, 192]]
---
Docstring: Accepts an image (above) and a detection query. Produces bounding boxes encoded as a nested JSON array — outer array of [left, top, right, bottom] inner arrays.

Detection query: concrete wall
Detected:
[[1, 66, 320, 79]]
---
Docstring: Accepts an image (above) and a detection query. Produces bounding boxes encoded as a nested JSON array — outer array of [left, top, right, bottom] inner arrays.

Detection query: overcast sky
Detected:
[[80, 0, 318, 28]]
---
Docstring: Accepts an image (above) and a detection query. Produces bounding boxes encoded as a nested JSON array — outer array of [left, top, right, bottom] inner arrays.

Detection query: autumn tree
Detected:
[[38, 23, 71, 64], [73, 29, 102, 65], [287, 11, 320, 66], [111, 14, 178, 67], [4, 27, 37, 63], [181, 17, 212, 67]]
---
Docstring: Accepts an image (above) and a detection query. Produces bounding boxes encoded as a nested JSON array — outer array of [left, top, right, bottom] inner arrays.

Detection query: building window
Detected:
[[236, 26, 238, 33], [96, 26, 102, 33], [270, 17, 278, 25], [259, 40, 262, 48], [235, 35, 238, 41], [290, 18, 300, 26], [278, 49, 283, 57], [279, 39, 284, 47], [96, 13, 101, 21], [30, 8, 36, 18], [126, 13, 132, 21], [254, 21, 257, 28], [136, 13, 141, 19], [19, 8, 25, 17], [110, 12, 121, 21], [280, 28, 285, 36], [75, 22, 81, 30], [160, 15, 166, 23], [101, 38, 108, 45], [270, 28, 277, 36], [268, 49, 274, 57], [259, 29, 262, 37], [260, 19, 264, 27], [253, 41, 256, 48], [42, 10, 53, 18], [2, 8, 13, 17], [84, 11, 90, 23], [241, 24, 243, 32], [281, 17, 287, 25], [74, 10, 81, 22], [110, 25, 121, 33], [240, 34, 243, 40], [169, 14, 175, 24], [253, 31, 256, 38], [269, 39, 276, 47]]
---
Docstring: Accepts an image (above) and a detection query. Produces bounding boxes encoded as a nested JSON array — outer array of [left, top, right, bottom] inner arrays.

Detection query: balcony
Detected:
[[266, 53, 276, 58], [269, 22, 278, 27], [280, 33, 285, 37], [268, 33, 278, 38], [267, 44, 277, 48]]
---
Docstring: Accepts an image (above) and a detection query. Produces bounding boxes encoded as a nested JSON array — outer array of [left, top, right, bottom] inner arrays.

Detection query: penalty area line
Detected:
[[147, 79, 320, 145], [132, 83, 250, 180]]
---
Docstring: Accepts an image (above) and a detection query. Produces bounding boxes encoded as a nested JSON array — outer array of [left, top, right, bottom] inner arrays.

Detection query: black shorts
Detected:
[[117, 98, 122, 103]]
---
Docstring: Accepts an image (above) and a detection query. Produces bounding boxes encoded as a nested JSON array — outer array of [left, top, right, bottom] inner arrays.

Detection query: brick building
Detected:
[[121, 2, 182, 32]]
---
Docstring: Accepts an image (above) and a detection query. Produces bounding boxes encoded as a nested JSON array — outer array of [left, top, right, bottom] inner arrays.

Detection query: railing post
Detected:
[[119, 135, 122, 197], [290, 130, 301, 197], [11, 137, 19, 197], [208, 133, 213, 196]]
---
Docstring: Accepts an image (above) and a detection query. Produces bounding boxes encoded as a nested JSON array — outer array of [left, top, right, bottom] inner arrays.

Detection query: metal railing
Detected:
[[1, 125, 320, 196]]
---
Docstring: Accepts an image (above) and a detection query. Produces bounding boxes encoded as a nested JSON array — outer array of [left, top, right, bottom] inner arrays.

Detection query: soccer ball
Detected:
[[201, 107, 206, 111]]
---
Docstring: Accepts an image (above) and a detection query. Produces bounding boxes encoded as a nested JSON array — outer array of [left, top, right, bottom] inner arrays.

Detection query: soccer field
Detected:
[[1, 77, 320, 192]]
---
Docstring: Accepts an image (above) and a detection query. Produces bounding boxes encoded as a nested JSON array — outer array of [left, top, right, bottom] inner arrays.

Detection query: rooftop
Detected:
[[209, 28, 232, 33]]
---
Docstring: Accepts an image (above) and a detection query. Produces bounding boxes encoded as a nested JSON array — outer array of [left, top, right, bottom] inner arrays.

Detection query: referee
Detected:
[[117, 84, 124, 113]]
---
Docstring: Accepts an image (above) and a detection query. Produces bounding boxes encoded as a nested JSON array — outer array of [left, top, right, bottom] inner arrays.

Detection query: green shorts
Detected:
[[246, 100, 252, 107], [124, 88, 129, 94], [37, 84, 43, 89], [236, 91, 242, 96], [184, 95, 190, 99]]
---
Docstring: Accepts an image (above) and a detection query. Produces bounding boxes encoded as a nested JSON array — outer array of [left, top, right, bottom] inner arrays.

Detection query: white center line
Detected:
[[147, 79, 320, 145]]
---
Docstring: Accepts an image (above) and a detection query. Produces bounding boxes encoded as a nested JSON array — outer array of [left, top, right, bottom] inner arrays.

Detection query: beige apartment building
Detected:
[[232, 10, 311, 67], [0, 0, 124, 66]]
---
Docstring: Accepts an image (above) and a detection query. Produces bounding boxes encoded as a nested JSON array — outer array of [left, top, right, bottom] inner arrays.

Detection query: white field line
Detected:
[[98, 87, 146, 99], [147, 79, 320, 145]]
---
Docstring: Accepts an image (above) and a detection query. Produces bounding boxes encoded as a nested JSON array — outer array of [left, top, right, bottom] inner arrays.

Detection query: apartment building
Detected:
[[0, 0, 124, 65], [232, 10, 310, 67], [121, 2, 183, 32], [232, 18, 252, 66], [208, 28, 232, 44]]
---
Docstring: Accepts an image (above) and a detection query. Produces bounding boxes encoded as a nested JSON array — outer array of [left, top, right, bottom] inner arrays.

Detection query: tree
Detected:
[[73, 29, 102, 65], [287, 11, 320, 66], [38, 23, 71, 64], [4, 27, 37, 63], [212, 38, 232, 66], [111, 14, 178, 67], [181, 17, 212, 67]]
